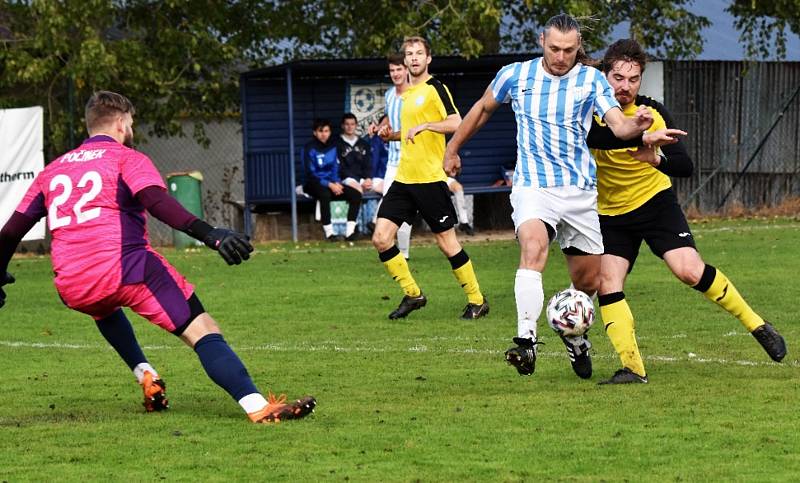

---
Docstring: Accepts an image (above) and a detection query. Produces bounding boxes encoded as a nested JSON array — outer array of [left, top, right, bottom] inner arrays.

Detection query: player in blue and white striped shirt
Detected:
[[490, 56, 618, 190], [375, 53, 413, 258], [444, 14, 678, 380], [384, 78, 403, 170]]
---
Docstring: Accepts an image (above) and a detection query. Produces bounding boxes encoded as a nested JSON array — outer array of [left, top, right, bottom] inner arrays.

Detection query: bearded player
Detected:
[[587, 39, 786, 384], [0, 91, 315, 423]]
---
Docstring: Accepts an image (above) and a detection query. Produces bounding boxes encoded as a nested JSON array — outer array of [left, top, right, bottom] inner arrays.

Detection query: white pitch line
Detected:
[[692, 223, 800, 234], [1, 339, 796, 368]]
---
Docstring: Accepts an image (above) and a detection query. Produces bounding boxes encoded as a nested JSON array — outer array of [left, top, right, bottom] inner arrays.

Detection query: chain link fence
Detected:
[[665, 61, 800, 213], [137, 119, 244, 246]]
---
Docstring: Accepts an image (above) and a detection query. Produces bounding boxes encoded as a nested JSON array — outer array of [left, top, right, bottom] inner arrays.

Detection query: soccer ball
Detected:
[[352, 88, 376, 114], [546, 288, 595, 337]]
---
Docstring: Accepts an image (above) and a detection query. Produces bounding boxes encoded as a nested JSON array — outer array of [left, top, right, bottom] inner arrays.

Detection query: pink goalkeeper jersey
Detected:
[[16, 135, 166, 304]]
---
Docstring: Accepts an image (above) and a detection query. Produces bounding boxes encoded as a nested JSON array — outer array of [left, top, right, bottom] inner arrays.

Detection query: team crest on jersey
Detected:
[[415, 95, 425, 106], [572, 87, 585, 100]]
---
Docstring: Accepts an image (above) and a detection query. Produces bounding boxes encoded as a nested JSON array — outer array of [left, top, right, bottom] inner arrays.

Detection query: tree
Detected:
[[727, 0, 800, 60], [501, 0, 710, 59], [0, 0, 279, 158], [1, 0, 794, 160], [0, 0, 503, 158], [266, 0, 503, 59]]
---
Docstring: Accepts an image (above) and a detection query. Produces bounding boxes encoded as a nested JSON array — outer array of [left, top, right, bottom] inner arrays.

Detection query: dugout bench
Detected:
[[241, 55, 530, 241]]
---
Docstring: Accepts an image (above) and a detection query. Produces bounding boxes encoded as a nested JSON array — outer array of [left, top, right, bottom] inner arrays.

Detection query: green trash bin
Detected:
[[167, 171, 204, 249]]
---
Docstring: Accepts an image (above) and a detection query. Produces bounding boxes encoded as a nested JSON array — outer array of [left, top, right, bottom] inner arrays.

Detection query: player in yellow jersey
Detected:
[[588, 39, 787, 384], [372, 36, 488, 320]]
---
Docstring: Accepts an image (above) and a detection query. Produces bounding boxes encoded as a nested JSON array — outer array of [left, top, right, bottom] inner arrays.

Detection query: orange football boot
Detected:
[[247, 392, 316, 424], [141, 371, 169, 412]]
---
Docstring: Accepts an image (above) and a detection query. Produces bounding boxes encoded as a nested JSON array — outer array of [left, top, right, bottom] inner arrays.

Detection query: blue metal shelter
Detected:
[[240, 54, 536, 240]]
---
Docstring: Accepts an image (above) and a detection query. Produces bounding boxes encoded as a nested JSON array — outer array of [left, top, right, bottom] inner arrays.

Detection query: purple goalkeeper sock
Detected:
[[194, 333, 259, 401], [95, 309, 148, 370]]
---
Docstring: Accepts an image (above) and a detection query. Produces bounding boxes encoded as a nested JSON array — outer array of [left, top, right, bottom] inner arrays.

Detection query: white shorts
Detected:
[[383, 164, 399, 194], [510, 185, 603, 254]]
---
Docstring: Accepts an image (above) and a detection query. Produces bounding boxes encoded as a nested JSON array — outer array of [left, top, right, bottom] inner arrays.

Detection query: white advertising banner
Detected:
[[0, 106, 46, 241]]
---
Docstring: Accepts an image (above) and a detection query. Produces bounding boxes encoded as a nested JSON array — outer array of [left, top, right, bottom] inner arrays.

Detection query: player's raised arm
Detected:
[[0, 212, 41, 285], [636, 96, 693, 177], [587, 115, 687, 151], [405, 113, 461, 143], [135, 186, 253, 265], [601, 105, 654, 140], [444, 87, 501, 177], [0, 174, 48, 309], [0, 213, 32, 308]]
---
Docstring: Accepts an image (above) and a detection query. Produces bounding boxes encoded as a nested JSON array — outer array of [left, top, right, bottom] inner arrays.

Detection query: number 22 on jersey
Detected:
[[48, 170, 103, 229]]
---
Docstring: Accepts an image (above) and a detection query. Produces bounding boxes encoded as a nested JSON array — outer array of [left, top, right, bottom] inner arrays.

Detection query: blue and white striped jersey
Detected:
[[384, 86, 402, 167], [491, 58, 619, 189]]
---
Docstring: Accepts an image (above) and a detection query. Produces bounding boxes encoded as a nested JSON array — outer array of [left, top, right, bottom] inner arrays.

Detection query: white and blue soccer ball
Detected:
[[546, 288, 595, 337], [352, 88, 376, 114]]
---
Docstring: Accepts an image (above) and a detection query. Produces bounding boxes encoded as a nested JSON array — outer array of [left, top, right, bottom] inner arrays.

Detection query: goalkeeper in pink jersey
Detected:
[[0, 91, 315, 424]]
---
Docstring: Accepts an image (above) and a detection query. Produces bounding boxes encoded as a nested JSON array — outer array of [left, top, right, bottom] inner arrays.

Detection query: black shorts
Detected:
[[599, 188, 696, 271], [377, 180, 457, 233]]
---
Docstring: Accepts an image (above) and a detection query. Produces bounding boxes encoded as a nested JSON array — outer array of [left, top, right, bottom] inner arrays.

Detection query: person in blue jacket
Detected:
[[302, 118, 363, 241]]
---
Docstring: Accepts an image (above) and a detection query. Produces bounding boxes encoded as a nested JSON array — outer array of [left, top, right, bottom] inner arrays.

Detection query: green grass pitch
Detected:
[[1, 218, 798, 481]]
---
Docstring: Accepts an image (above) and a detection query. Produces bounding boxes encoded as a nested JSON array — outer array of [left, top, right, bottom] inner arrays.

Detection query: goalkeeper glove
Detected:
[[203, 229, 254, 265], [0, 272, 15, 309]]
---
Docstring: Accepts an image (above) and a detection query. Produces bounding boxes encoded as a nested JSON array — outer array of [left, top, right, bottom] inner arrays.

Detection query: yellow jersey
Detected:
[[592, 103, 672, 215], [396, 75, 459, 184]]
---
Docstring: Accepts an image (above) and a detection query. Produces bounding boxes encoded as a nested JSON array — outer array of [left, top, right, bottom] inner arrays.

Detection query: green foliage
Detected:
[[267, 0, 503, 59], [1, 0, 797, 160], [502, 0, 710, 59], [0, 0, 267, 157], [0, 218, 799, 480], [727, 0, 800, 60]]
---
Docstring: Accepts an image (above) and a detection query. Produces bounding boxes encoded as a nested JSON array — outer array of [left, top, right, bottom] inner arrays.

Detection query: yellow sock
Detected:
[[452, 259, 484, 305], [702, 268, 764, 332], [600, 296, 646, 377], [382, 251, 421, 297]]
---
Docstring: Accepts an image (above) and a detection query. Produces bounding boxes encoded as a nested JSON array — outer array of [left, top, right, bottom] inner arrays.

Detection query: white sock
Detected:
[[453, 190, 469, 224], [133, 362, 158, 384], [515, 269, 543, 340], [397, 223, 412, 258], [323, 224, 333, 237], [239, 393, 269, 413], [346, 221, 356, 237], [372, 199, 382, 223]]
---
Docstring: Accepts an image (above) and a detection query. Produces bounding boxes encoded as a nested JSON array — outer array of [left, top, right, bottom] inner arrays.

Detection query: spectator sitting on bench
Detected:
[[301, 118, 362, 242], [337, 113, 373, 197]]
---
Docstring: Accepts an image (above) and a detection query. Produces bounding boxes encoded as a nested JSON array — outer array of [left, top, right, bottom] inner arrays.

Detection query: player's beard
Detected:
[[544, 57, 572, 76], [615, 90, 634, 106], [123, 126, 134, 148], [408, 64, 427, 79]]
